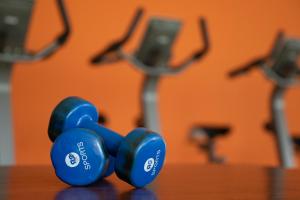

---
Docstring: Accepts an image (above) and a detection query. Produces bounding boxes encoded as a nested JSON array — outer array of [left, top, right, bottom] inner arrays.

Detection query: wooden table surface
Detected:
[[0, 164, 300, 200]]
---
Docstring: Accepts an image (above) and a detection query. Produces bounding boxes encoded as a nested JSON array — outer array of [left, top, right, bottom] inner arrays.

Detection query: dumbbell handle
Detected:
[[78, 117, 123, 156]]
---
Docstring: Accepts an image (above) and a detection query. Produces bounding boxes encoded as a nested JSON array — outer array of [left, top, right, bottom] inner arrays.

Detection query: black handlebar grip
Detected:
[[193, 17, 210, 60], [121, 8, 144, 44], [90, 8, 144, 64], [228, 67, 250, 77], [228, 58, 265, 78], [90, 42, 121, 64], [269, 31, 285, 58], [56, 0, 71, 45]]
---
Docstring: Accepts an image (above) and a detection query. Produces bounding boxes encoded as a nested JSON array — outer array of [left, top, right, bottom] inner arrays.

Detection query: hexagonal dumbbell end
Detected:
[[48, 97, 99, 142], [115, 128, 166, 187], [48, 97, 114, 185], [50, 128, 109, 186]]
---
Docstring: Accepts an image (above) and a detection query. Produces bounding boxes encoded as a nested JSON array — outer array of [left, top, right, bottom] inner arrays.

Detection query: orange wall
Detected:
[[12, 0, 300, 165]]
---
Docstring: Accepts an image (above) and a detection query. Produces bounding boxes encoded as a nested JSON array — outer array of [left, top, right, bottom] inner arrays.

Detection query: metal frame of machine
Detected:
[[0, 0, 71, 165], [91, 8, 210, 133], [229, 32, 300, 168]]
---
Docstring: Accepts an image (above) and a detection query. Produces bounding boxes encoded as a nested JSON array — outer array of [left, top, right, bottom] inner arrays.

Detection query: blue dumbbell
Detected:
[[48, 96, 166, 187]]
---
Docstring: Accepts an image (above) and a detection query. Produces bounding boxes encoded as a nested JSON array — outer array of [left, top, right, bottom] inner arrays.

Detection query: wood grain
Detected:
[[0, 164, 300, 199]]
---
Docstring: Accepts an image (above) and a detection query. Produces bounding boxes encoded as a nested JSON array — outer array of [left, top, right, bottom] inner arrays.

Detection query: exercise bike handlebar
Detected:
[[0, 0, 71, 63], [90, 11, 210, 76], [228, 32, 287, 78], [228, 58, 266, 78], [117, 17, 210, 76], [168, 17, 210, 73], [190, 18, 210, 60], [90, 8, 144, 64], [56, 0, 71, 42]]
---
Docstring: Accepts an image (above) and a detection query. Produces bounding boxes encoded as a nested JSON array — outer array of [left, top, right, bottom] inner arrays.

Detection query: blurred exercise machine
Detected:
[[189, 126, 230, 163], [0, 0, 71, 165], [228, 32, 300, 168], [91, 8, 210, 133]]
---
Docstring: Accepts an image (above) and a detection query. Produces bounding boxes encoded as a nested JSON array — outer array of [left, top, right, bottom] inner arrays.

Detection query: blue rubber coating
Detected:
[[103, 155, 115, 177], [49, 96, 167, 187], [79, 119, 166, 187], [115, 128, 166, 187], [51, 128, 109, 186], [80, 119, 123, 156], [48, 96, 99, 142], [49, 97, 123, 156], [48, 97, 114, 180]]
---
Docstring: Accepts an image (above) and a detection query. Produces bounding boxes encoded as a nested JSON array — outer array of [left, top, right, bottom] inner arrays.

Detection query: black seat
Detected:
[[293, 137, 300, 148], [191, 126, 230, 138], [189, 125, 230, 164]]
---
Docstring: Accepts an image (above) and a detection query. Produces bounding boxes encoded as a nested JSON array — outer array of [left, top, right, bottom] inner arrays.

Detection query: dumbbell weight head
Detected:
[[48, 97, 115, 178], [48, 97, 99, 142], [51, 128, 109, 186], [49, 96, 166, 187], [114, 128, 166, 187]]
